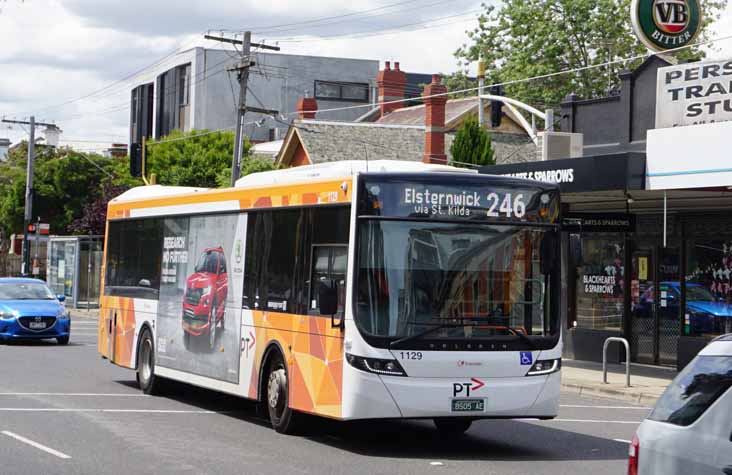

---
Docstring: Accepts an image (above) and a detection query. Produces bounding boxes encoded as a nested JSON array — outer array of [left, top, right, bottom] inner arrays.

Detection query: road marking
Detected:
[[560, 404, 652, 410], [551, 418, 641, 425], [2, 430, 71, 459], [0, 393, 146, 397], [0, 408, 220, 414], [614, 438, 632, 444]]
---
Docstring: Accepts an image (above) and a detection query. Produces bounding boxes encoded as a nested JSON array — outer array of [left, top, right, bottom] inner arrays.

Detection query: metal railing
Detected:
[[603, 337, 631, 388]]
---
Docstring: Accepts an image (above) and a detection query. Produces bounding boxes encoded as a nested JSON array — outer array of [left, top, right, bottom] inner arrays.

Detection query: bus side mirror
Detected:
[[569, 234, 583, 267], [540, 232, 558, 275], [318, 281, 343, 328]]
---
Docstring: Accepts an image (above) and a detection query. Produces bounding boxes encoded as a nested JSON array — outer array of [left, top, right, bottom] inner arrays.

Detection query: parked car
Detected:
[[634, 282, 732, 335], [0, 278, 70, 345], [629, 334, 732, 475], [182, 247, 228, 350]]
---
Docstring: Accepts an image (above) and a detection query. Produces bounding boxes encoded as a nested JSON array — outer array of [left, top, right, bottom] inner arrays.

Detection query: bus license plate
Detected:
[[29, 322, 46, 329], [451, 399, 485, 412]]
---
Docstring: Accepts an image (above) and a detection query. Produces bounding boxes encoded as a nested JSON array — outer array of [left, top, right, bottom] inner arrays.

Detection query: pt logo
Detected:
[[631, 0, 701, 52], [452, 378, 485, 397]]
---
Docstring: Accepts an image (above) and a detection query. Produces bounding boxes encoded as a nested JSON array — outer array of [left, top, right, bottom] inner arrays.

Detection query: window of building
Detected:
[[104, 219, 164, 299], [574, 235, 625, 331], [314, 80, 369, 103], [686, 239, 732, 337]]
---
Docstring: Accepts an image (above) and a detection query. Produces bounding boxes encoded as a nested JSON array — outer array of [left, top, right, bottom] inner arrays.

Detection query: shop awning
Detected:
[[647, 121, 732, 190], [480, 153, 646, 193]]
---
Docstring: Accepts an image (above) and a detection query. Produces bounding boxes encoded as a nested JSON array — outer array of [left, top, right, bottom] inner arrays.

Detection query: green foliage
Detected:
[[146, 129, 275, 188], [0, 143, 141, 236], [455, 0, 728, 108], [442, 71, 478, 98], [450, 115, 495, 167]]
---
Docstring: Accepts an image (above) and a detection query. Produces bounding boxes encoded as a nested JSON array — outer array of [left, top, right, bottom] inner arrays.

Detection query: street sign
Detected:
[[631, 0, 702, 52]]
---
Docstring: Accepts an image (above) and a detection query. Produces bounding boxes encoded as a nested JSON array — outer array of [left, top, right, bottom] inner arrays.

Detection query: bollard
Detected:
[[603, 337, 631, 388]]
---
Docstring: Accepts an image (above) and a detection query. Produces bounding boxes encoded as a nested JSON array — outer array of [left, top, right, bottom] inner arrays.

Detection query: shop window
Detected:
[[574, 235, 624, 331], [685, 239, 732, 337]]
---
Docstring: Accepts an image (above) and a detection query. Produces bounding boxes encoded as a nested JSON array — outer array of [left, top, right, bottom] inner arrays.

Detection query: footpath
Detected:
[[562, 359, 675, 406], [66, 307, 675, 405]]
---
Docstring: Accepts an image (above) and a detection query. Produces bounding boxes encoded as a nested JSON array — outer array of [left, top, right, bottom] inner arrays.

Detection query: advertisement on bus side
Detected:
[[155, 214, 245, 384]]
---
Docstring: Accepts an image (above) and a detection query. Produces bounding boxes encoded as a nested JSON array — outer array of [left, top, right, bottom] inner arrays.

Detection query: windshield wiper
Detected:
[[388, 319, 536, 349]]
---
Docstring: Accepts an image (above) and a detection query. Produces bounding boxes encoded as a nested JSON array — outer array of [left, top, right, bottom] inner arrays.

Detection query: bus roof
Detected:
[[234, 160, 475, 188]]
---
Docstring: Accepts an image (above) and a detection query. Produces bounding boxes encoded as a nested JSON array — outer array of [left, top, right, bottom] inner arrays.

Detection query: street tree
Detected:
[[454, 0, 728, 108], [145, 129, 274, 188], [450, 115, 495, 167]]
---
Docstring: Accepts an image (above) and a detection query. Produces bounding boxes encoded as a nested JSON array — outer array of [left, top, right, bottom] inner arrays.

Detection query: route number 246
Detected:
[[487, 193, 526, 219]]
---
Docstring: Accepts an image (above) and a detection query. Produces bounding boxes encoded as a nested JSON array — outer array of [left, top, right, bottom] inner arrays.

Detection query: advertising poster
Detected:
[[155, 214, 245, 384]]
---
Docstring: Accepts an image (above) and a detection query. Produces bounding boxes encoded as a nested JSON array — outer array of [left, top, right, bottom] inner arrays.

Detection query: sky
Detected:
[[1, 0, 731, 151]]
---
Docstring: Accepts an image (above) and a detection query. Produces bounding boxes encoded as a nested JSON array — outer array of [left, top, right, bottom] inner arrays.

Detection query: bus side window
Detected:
[[309, 245, 347, 316]]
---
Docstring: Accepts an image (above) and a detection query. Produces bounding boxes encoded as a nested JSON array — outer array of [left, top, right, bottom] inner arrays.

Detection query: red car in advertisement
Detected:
[[182, 247, 228, 350]]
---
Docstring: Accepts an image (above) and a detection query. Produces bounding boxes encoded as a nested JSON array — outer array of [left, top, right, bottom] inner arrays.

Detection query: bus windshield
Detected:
[[355, 220, 557, 342]]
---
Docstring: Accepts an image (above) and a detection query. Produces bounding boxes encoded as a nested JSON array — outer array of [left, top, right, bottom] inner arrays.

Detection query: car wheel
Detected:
[[57, 335, 70, 345], [433, 418, 472, 436], [136, 328, 162, 395], [220, 303, 225, 331], [266, 352, 301, 434], [208, 301, 216, 351]]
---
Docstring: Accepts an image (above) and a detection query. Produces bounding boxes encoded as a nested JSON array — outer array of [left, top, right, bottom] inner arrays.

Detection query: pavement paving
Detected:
[[0, 317, 652, 474], [561, 359, 675, 406]]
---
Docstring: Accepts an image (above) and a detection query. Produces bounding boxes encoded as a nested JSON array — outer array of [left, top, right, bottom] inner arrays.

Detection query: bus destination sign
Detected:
[[358, 175, 559, 224]]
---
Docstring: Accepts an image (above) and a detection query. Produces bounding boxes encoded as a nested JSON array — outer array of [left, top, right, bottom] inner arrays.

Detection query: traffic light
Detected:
[[130, 143, 142, 178], [27, 223, 36, 234], [489, 85, 504, 128]]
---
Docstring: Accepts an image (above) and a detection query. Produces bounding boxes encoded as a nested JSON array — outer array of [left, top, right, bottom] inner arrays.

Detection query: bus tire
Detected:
[[265, 352, 301, 434], [183, 331, 191, 350], [433, 418, 472, 436], [136, 327, 162, 395]]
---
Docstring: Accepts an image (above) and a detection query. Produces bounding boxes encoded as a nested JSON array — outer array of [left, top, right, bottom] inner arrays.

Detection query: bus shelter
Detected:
[[46, 236, 103, 309]]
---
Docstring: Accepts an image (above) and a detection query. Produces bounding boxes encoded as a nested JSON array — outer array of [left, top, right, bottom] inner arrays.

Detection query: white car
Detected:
[[630, 334, 732, 475]]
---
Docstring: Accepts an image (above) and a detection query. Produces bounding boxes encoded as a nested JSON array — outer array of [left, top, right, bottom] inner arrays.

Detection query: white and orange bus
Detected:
[[99, 160, 563, 434]]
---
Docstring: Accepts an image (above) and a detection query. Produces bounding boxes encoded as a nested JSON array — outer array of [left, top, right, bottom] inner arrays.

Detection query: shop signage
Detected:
[[583, 275, 617, 295], [481, 153, 646, 194], [631, 0, 702, 52], [565, 213, 636, 233], [655, 59, 732, 128]]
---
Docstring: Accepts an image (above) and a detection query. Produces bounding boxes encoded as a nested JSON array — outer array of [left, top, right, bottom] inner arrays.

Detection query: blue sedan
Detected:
[[0, 278, 70, 344]]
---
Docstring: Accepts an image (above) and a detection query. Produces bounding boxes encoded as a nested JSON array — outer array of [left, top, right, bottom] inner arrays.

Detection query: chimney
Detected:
[[296, 96, 318, 120], [422, 74, 448, 164], [376, 60, 407, 117]]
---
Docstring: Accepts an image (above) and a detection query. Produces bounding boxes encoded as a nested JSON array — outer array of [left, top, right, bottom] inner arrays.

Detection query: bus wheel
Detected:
[[433, 418, 472, 436], [208, 302, 217, 351], [136, 328, 161, 395], [266, 353, 300, 434]]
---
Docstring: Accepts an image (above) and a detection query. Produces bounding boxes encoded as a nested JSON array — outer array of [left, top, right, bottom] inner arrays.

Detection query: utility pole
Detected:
[[204, 31, 280, 186], [1, 116, 60, 276]]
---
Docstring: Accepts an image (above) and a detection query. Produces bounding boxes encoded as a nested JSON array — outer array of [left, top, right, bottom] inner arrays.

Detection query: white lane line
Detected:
[[560, 404, 652, 410], [0, 408, 220, 414], [614, 438, 632, 444], [551, 418, 641, 425], [0, 393, 146, 397], [2, 431, 71, 459]]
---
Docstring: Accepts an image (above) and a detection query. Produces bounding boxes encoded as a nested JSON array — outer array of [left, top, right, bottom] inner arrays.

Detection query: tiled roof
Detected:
[[374, 97, 478, 127], [281, 120, 537, 166], [290, 120, 453, 163]]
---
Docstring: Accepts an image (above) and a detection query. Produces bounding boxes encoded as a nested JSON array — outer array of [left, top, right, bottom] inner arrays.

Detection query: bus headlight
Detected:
[[346, 353, 408, 377], [526, 358, 561, 376]]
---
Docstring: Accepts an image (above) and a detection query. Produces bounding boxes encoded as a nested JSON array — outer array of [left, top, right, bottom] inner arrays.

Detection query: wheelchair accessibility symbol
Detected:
[[520, 352, 533, 366]]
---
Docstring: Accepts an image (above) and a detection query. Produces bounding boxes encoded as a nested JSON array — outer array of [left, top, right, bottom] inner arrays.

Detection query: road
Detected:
[[0, 317, 646, 474]]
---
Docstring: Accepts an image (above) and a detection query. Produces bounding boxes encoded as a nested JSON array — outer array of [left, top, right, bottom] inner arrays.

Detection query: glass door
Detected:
[[658, 247, 680, 366], [630, 247, 655, 364]]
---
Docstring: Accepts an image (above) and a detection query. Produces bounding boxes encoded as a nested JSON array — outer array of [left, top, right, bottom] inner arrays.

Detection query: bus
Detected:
[[99, 160, 562, 434]]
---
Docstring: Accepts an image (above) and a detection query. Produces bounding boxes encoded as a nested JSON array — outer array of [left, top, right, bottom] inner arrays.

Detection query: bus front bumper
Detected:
[[344, 368, 560, 420]]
